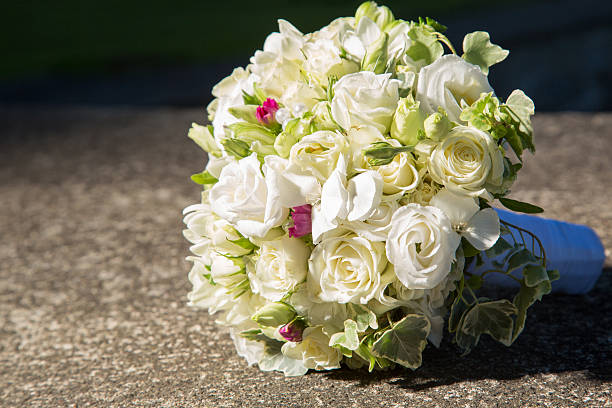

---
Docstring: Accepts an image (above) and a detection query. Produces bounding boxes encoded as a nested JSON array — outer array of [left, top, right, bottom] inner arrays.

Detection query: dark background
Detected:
[[2, 0, 611, 111]]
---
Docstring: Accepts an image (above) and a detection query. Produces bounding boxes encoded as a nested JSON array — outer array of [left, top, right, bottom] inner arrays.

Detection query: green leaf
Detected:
[[461, 238, 481, 258], [467, 274, 483, 290], [347, 304, 378, 332], [462, 31, 509, 74], [423, 17, 447, 33], [227, 235, 257, 252], [547, 269, 560, 282], [329, 319, 360, 351], [507, 248, 539, 272], [498, 197, 544, 214], [371, 314, 430, 370], [504, 90, 535, 153], [512, 279, 552, 342], [485, 237, 513, 258], [523, 264, 549, 287], [461, 300, 517, 346], [406, 23, 444, 66], [190, 171, 218, 185]]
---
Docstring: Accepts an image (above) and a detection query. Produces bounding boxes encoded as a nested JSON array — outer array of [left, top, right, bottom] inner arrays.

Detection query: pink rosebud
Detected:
[[255, 98, 279, 125], [279, 320, 306, 342], [288, 204, 312, 238]]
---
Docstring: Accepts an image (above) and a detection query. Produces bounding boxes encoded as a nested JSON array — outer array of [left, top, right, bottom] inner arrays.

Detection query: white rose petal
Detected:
[[416, 54, 493, 123], [281, 326, 342, 371], [249, 236, 310, 302], [331, 71, 400, 134], [209, 153, 288, 239], [386, 204, 461, 289], [308, 232, 393, 304], [426, 125, 504, 200]]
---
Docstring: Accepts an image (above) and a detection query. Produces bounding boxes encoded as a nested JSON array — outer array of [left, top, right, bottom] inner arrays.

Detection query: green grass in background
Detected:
[[5, 0, 518, 80]]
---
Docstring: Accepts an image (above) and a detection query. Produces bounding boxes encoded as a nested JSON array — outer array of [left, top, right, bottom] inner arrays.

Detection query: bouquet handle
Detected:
[[469, 209, 605, 294]]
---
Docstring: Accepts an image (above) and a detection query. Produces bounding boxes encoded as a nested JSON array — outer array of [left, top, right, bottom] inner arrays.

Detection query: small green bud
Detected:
[[390, 95, 425, 146], [355, 2, 378, 25], [228, 122, 276, 145], [228, 105, 259, 124], [374, 5, 394, 30], [188, 123, 221, 157], [251, 302, 297, 327], [274, 128, 302, 158], [363, 141, 412, 166], [424, 109, 452, 141], [222, 138, 251, 158], [361, 32, 389, 74]]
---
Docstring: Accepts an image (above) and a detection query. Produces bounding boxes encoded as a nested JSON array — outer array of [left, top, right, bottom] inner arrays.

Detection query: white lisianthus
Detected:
[[308, 231, 393, 304], [431, 189, 500, 250], [209, 253, 245, 289], [290, 287, 349, 335], [347, 200, 398, 242], [303, 38, 359, 86], [386, 204, 461, 289], [331, 71, 400, 134], [289, 130, 349, 183], [248, 236, 310, 302], [209, 153, 288, 238], [229, 327, 264, 367], [205, 154, 235, 180], [342, 16, 410, 64], [425, 125, 504, 200], [263, 155, 321, 206], [210, 67, 256, 141], [281, 326, 342, 370], [186, 256, 232, 314], [416, 55, 493, 123]]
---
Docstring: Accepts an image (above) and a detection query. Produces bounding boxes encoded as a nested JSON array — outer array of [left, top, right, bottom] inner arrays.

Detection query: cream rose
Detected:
[[209, 153, 288, 238], [416, 54, 493, 123], [307, 231, 393, 304], [426, 125, 504, 199], [281, 326, 342, 370], [386, 204, 460, 290], [331, 71, 400, 134], [248, 236, 310, 301], [346, 200, 398, 242], [289, 130, 349, 183]]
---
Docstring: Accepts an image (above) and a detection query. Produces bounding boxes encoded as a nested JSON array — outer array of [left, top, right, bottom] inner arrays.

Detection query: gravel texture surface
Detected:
[[1, 107, 610, 407]]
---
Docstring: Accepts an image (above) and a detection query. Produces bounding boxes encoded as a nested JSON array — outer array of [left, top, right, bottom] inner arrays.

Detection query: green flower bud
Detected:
[[228, 122, 276, 145], [374, 5, 394, 30], [355, 2, 378, 25], [222, 138, 251, 158], [228, 105, 260, 124], [274, 128, 301, 158], [424, 109, 452, 141], [251, 302, 297, 327], [361, 32, 389, 74], [188, 123, 221, 157], [390, 95, 425, 146], [362, 141, 412, 166]]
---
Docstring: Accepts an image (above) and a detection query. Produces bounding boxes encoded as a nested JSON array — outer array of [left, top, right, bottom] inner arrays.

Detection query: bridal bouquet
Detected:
[[183, 2, 559, 376]]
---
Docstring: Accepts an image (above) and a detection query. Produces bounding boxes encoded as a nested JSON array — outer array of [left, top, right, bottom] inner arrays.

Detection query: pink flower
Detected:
[[279, 319, 306, 342], [255, 98, 279, 125], [288, 204, 312, 238]]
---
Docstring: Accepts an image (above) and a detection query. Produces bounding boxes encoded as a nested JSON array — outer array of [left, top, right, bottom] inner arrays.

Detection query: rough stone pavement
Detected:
[[0, 107, 610, 407]]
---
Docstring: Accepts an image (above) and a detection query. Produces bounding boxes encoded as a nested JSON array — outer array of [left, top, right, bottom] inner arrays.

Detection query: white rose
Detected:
[[346, 126, 419, 195], [416, 54, 493, 123], [218, 291, 267, 327], [331, 71, 400, 134], [290, 287, 348, 335], [248, 236, 310, 301], [342, 17, 410, 64], [426, 125, 504, 200], [308, 231, 393, 304], [230, 327, 264, 367], [303, 38, 359, 86], [306, 17, 354, 47], [289, 130, 349, 183], [281, 326, 342, 370], [346, 200, 398, 242], [209, 153, 288, 238], [386, 204, 460, 289]]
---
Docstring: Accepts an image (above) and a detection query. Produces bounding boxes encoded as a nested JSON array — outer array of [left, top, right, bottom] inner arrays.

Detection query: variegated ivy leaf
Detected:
[[462, 31, 509, 75], [461, 299, 517, 346], [511, 271, 557, 342], [371, 314, 430, 370], [347, 304, 378, 332], [329, 319, 359, 352], [405, 23, 444, 66]]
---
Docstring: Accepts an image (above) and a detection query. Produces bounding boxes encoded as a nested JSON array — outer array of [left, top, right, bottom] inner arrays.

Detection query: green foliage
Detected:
[[329, 319, 360, 353], [405, 22, 444, 66], [462, 300, 517, 346], [242, 86, 266, 106], [371, 314, 430, 370], [222, 138, 251, 159], [361, 32, 389, 74], [190, 170, 218, 185], [498, 197, 544, 214], [462, 31, 509, 74], [362, 141, 413, 166]]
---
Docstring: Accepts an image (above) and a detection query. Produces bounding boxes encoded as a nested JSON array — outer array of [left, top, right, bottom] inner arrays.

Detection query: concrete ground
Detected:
[[0, 107, 610, 407]]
